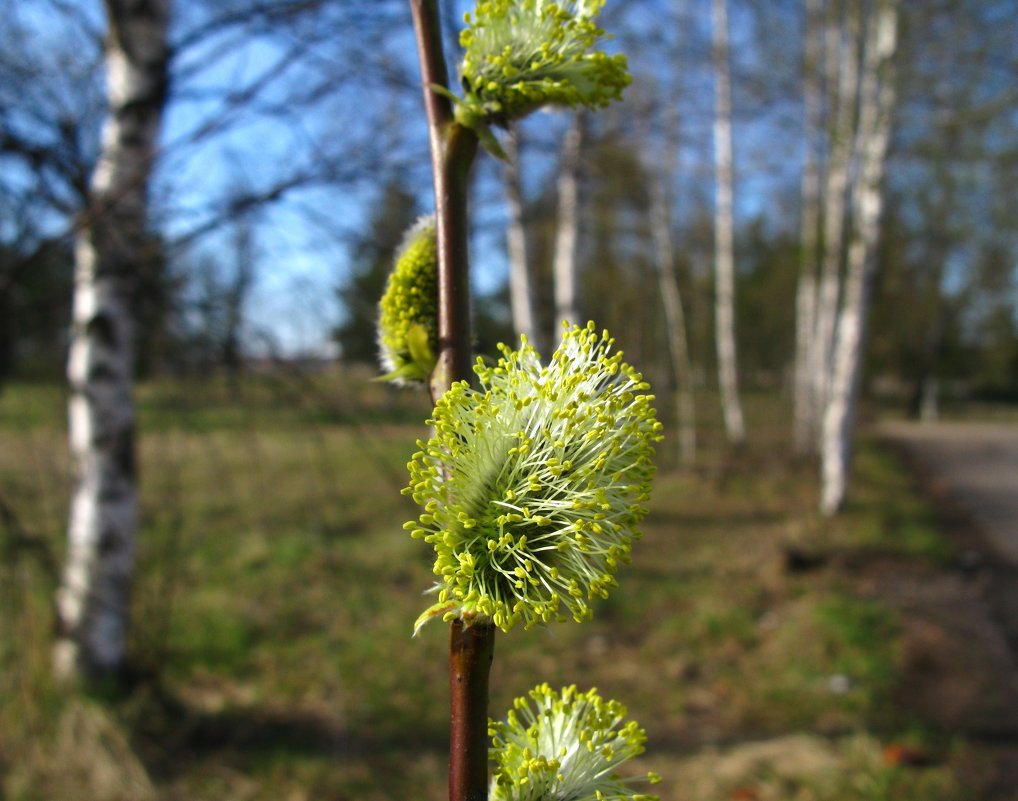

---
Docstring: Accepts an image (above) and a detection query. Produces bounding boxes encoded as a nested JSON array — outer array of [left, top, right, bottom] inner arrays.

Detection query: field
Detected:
[[0, 373, 1003, 800]]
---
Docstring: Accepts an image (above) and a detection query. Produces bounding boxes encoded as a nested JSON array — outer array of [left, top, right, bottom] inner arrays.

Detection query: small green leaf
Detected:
[[413, 600, 458, 637], [429, 82, 460, 104], [406, 323, 437, 374], [452, 103, 508, 161], [473, 119, 508, 161], [374, 362, 427, 384]]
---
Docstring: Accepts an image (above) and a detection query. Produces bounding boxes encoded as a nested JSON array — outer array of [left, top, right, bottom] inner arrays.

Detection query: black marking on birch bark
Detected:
[[118, 80, 169, 118], [98, 477, 132, 503], [98, 525, 123, 556], [53, 610, 71, 638], [87, 362, 118, 384], [114, 426, 137, 480], [117, 127, 147, 150], [86, 311, 118, 349]]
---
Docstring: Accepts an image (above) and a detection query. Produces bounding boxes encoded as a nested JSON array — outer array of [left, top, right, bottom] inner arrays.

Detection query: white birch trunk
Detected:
[[821, 0, 898, 515], [810, 0, 860, 441], [793, 0, 824, 452], [650, 173, 697, 466], [553, 113, 584, 331], [711, 0, 745, 444], [55, 0, 171, 682], [502, 125, 538, 348], [919, 377, 939, 423], [794, 275, 818, 447]]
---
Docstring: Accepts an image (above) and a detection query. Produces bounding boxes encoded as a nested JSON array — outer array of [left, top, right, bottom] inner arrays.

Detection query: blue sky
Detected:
[[151, 0, 807, 355], [4, 0, 813, 356]]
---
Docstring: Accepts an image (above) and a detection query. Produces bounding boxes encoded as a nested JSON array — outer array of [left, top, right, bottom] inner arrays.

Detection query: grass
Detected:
[[0, 375, 984, 800]]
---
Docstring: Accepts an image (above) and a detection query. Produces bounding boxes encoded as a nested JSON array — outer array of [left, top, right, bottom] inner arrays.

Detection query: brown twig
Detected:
[[407, 0, 478, 397], [432, 123, 478, 396], [409, 0, 454, 165], [449, 620, 496, 801], [408, 4, 490, 801]]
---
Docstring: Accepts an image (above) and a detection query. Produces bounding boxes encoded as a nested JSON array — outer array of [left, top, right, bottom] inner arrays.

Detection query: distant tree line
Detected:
[[2, 0, 1015, 409]]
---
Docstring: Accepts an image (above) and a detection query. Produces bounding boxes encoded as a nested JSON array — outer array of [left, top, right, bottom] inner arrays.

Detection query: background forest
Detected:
[[1, 0, 1018, 799], [3, 0, 1016, 405]]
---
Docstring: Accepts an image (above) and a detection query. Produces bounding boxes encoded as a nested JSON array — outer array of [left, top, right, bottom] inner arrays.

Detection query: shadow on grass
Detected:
[[123, 678, 446, 783]]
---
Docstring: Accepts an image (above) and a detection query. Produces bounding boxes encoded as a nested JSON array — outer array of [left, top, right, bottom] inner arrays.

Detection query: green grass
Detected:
[[0, 378, 980, 800], [0, 382, 67, 429]]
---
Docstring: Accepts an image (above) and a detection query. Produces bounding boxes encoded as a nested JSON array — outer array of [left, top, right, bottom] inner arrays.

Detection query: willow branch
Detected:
[[449, 620, 496, 801], [408, 0, 478, 398], [432, 125, 478, 395], [409, 0, 454, 174], [409, 5, 489, 801]]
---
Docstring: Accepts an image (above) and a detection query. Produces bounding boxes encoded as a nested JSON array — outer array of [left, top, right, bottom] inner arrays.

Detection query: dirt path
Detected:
[[880, 421, 1018, 565], [879, 421, 1018, 798]]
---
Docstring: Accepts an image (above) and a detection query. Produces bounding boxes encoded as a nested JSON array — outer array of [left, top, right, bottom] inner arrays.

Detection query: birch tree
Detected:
[[650, 172, 697, 466], [793, 0, 824, 452], [711, 0, 746, 445], [0, 6, 103, 387], [502, 124, 538, 347], [794, 0, 864, 458], [55, 0, 171, 682], [644, 60, 696, 467], [552, 112, 585, 331], [809, 0, 861, 447], [821, 0, 899, 514]]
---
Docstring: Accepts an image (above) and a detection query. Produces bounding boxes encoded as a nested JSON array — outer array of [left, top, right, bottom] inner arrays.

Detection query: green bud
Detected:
[[489, 683, 659, 801], [376, 215, 438, 385], [453, 0, 631, 156], [405, 322, 661, 634]]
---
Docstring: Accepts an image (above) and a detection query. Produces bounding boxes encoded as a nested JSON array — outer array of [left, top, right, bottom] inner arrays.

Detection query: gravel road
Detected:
[[880, 421, 1018, 565]]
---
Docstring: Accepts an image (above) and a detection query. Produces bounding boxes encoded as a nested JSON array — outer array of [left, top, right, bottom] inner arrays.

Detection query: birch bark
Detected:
[[810, 0, 860, 440], [821, 0, 898, 514], [650, 177, 697, 466], [793, 0, 824, 452], [552, 112, 584, 331], [502, 125, 538, 348], [711, 0, 745, 444], [55, 0, 171, 682]]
